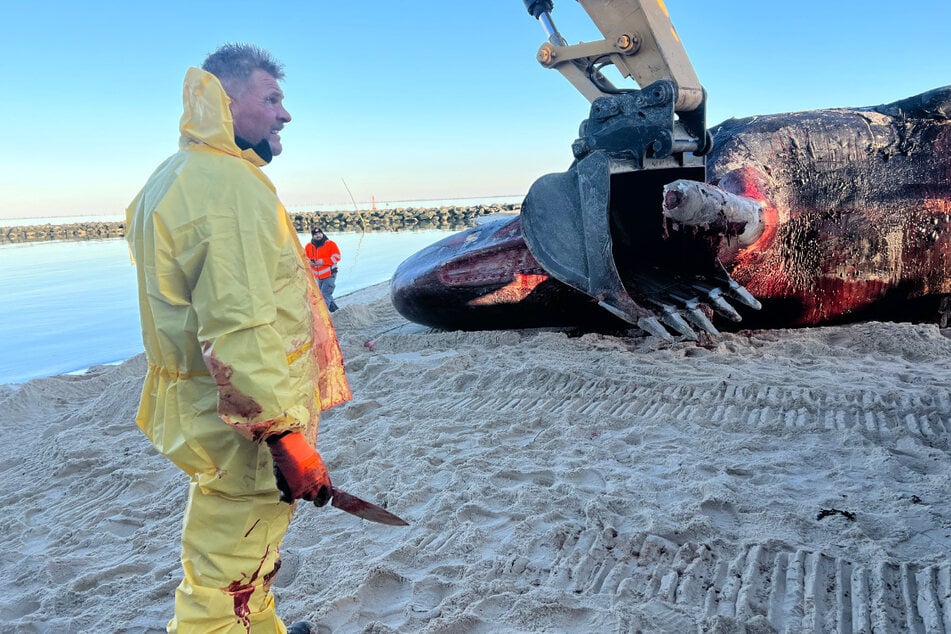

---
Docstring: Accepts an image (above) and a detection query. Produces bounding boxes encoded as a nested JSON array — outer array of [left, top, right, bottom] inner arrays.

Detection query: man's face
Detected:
[[229, 69, 292, 156]]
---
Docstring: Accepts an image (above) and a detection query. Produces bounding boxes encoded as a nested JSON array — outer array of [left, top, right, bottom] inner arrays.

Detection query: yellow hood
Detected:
[[178, 67, 267, 167]]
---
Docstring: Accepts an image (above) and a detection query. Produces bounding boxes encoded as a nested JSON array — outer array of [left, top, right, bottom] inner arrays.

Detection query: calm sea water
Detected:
[[0, 229, 460, 385]]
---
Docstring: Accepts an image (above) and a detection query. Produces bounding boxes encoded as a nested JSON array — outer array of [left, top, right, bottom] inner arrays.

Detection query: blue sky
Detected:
[[2, 1, 948, 219]]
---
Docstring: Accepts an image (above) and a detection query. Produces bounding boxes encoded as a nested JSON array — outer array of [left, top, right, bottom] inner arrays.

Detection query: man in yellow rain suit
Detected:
[[126, 44, 351, 634]]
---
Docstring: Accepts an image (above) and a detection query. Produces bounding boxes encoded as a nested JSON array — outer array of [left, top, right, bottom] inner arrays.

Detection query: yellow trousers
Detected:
[[168, 482, 295, 633], [156, 403, 297, 633]]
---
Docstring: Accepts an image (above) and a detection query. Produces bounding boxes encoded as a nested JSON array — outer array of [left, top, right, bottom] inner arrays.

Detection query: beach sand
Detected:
[[2, 282, 949, 633]]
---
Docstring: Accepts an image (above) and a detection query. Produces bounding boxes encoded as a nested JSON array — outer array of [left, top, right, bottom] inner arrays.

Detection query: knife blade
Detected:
[[330, 486, 409, 526]]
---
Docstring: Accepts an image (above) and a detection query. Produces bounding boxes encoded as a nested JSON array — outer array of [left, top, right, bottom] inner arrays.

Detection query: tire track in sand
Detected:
[[540, 530, 951, 633]]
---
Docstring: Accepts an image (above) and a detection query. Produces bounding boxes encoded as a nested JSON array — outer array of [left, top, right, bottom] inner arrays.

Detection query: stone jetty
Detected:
[[0, 203, 521, 244]]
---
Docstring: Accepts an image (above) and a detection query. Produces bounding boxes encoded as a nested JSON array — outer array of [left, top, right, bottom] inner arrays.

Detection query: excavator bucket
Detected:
[[520, 0, 759, 338], [523, 153, 709, 337], [520, 77, 755, 338]]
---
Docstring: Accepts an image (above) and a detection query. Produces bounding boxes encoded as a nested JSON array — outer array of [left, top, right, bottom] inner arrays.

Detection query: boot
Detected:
[[286, 622, 313, 634]]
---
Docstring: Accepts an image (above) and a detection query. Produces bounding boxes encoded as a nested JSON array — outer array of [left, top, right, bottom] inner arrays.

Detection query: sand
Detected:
[[1, 281, 949, 633]]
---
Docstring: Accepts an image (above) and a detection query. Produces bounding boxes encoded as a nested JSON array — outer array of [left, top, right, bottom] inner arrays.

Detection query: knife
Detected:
[[330, 486, 409, 526]]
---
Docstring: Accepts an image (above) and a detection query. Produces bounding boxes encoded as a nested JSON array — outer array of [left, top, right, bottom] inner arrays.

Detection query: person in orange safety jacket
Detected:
[[305, 227, 341, 312]]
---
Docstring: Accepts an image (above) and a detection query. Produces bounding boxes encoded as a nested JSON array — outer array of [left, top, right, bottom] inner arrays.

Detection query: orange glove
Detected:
[[267, 431, 332, 506]]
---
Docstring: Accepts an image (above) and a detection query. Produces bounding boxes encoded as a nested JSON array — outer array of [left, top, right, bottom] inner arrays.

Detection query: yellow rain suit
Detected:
[[125, 67, 351, 633]]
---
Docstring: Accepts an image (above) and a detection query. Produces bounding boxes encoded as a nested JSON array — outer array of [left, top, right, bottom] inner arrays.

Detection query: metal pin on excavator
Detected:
[[517, 0, 761, 339]]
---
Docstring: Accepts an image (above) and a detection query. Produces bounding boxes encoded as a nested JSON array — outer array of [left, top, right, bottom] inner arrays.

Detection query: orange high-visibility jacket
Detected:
[[305, 240, 341, 279]]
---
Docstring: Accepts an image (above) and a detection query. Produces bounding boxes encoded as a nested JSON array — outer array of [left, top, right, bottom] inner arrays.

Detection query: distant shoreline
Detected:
[[0, 203, 521, 244]]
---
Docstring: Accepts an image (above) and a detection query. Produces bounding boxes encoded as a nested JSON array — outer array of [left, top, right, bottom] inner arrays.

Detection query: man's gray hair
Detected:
[[201, 43, 285, 97]]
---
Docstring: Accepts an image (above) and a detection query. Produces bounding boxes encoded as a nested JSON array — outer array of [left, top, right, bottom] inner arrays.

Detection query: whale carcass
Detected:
[[390, 87, 951, 335]]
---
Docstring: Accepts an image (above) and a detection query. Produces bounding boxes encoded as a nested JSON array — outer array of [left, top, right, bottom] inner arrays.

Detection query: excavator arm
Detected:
[[526, 0, 703, 112], [519, 0, 760, 339]]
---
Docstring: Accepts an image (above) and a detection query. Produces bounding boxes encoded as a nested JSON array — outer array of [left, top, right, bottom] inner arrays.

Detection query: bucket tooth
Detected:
[[722, 277, 762, 310], [656, 305, 698, 340], [636, 316, 675, 341], [707, 289, 742, 322], [596, 299, 646, 326], [681, 302, 720, 335], [692, 285, 742, 322]]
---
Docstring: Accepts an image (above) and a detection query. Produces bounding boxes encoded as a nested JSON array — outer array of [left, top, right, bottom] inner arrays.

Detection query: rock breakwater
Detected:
[[0, 203, 521, 244]]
